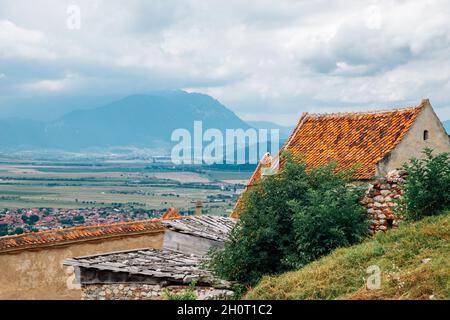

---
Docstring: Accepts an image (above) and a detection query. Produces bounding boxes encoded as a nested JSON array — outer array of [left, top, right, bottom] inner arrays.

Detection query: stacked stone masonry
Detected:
[[362, 169, 407, 233], [82, 283, 234, 300]]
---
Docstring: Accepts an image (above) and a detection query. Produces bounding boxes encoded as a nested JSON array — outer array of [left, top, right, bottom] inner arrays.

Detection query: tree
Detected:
[[0, 224, 8, 237], [29, 215, 40, 225], [73, 215, 85, 224], [400, 148, 450, 220], [209, 155, 368, 285]]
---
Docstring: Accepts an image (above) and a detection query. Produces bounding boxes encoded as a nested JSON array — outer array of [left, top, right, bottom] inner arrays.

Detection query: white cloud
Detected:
[[0, 0, 449, 123], [0, 20, 55, 59], [22, 73, 78, 92]]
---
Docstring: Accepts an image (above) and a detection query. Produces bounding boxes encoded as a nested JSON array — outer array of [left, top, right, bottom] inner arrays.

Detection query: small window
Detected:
[[423, 130, 429, 141]]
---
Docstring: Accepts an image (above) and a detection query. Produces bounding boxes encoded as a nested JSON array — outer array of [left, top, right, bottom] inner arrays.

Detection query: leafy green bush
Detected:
[[400, 148, 450, 220], [0, 224, 8, 237], [163, 281, 197, 300], [289, 165, 368, 266], [209, 155, 368, 285]]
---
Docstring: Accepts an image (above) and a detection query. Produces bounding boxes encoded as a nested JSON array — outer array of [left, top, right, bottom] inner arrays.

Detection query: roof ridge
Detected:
[[304, 101, 426, 119], [0, 218, 162, 240], [0, 219, 165, 253]]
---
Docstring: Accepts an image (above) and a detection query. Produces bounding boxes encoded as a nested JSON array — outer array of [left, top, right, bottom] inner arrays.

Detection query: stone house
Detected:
[[0, 220, 165, 300], [232, 99, 450, 229], [0, 212, 235, 300], [63, 215, 236, 300], [63, 248, 233, 300]]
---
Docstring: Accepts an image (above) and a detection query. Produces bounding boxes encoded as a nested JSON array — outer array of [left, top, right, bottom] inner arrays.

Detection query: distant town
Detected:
[[0, 207, 173, 236]]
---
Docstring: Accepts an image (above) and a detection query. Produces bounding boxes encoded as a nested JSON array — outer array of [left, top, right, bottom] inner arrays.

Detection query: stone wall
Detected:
[[82, 283, 234, 300], [362, 170, 407, 234]]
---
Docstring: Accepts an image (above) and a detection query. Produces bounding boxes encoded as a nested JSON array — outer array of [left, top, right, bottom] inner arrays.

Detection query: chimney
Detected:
[[195, 201, 203, 216]]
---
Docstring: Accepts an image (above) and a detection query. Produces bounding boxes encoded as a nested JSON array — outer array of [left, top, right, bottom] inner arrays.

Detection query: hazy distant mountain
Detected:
[[247, 121, 294, 138], [0, 95, 121, 121], [444, 120, 450, 134], [0, 91, 250, 152]]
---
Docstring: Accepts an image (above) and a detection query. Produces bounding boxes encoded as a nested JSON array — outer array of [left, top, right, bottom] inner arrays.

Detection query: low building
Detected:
[[0, 220, 165, 300], [162, 215, 236, 255], [61, 215, 237, 300], [64, 248, 233, 300]]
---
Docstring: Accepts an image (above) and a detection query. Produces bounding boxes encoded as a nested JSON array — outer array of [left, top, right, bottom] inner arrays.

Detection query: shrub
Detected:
[[400, 148, 450, 220], [209, 155, 368, 285], [0, 224, 8, 237], [163, 281, 197, 300], [289, 166, 368, 266]]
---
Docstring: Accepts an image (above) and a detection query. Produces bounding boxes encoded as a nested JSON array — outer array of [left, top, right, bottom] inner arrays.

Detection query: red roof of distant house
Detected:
[[0, 219, 165, 254], [161, 207, 182, 220]]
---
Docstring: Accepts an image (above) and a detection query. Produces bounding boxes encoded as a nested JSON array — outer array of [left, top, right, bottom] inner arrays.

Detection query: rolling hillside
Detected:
[[246, 214, 450, 300]]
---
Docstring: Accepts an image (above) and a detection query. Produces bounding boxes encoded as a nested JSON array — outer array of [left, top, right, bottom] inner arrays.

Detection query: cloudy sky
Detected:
[[0, 0, 449, 125]]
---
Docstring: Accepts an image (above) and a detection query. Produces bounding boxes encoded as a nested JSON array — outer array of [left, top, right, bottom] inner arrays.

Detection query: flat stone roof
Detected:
[[162, 215, 236, 242], [64, 247, 231, 288]]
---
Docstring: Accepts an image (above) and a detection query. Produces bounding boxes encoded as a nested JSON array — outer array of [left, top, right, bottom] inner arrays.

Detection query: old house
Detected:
[[63, 248, 233, 300], [0, 210, 236, 300], [62, 215, 236, 300], [232, 99, 450, 228], [0, 220, 165, 300]]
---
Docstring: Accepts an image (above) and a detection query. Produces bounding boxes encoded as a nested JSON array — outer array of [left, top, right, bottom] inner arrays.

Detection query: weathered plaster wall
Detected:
[[0, 232, 164, 300], [376, 103, 450, 176], [82, 283, 234, 300]]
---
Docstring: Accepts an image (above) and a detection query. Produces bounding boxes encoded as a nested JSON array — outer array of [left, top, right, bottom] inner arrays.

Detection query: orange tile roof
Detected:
[[232, 99, 428, 217], [161, 207, 182, 220], [0, 219, 165, 254]]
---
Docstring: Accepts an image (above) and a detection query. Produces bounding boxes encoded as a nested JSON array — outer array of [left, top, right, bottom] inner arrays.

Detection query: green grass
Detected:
[[202, 170, 252, 181], [245, 213, 450, 300]]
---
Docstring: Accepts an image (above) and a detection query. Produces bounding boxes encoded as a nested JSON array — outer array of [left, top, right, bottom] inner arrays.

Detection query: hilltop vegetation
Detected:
[[209, 150, 450, 299], [209, 157, 368, 285], [246, 213, 450, 300]]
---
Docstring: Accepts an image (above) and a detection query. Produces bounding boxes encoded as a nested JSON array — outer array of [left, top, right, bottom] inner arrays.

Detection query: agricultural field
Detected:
[[0, 159, 252, 215]]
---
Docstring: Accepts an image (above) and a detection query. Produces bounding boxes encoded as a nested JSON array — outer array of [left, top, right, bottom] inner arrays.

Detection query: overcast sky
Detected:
[[0, 0, 449, 125]]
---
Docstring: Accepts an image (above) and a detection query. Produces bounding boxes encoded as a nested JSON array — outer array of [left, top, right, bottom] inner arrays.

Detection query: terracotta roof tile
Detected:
[[0, 219, 165, 254], [161, 207, 182, 220]]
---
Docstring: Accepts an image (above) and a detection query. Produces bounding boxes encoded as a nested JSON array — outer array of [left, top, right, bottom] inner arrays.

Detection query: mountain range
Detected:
[[0, 91, 448, 158], [0, 91, 281, 156], [246, 121, 294, 139]]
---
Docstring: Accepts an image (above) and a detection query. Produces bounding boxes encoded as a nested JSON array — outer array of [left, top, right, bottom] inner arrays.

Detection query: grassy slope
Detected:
[[246, 214, 450, 300]]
